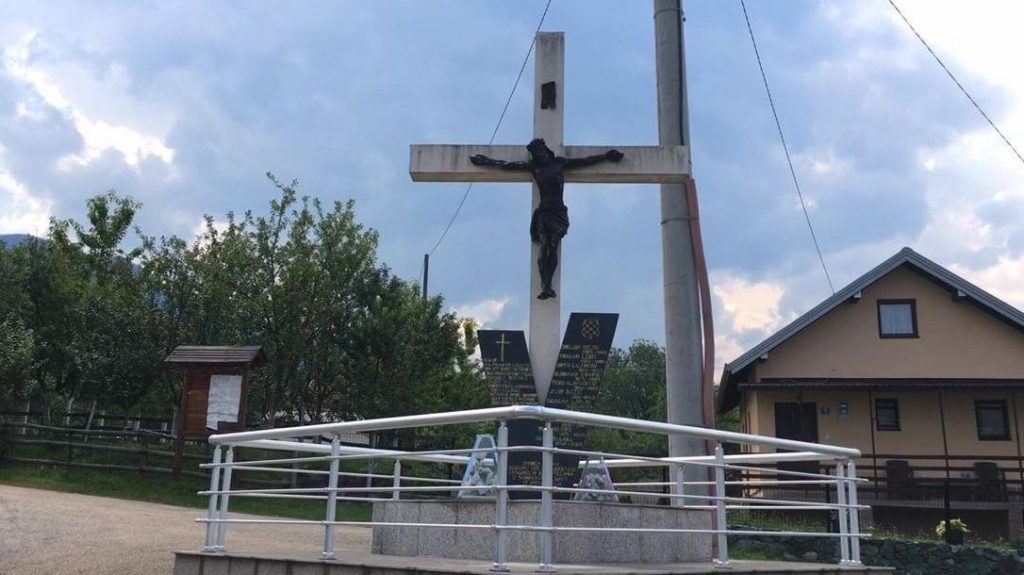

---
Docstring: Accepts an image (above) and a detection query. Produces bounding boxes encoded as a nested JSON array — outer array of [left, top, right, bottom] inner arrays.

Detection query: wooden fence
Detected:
[[0, 420, 387, 490], [0, 410, 174, 432], [0, 420, 211, 479]]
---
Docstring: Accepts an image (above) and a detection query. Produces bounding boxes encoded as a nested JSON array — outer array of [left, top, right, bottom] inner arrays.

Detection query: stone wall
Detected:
[[729, 532, 1024, 575]]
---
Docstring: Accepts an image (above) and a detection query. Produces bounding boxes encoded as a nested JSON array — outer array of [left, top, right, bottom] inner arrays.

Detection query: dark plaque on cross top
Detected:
[[478, 312, 618, 499]]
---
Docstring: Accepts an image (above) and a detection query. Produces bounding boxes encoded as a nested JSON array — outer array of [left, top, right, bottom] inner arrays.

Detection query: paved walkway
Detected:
[[0, 485, 369, 575]]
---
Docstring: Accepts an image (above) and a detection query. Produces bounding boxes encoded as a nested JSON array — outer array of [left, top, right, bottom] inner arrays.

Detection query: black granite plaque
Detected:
[[478, 330, 537, 406], [479, 330, 540, 498], [546, 313, 619, 493], [477, 315, 618, 499]]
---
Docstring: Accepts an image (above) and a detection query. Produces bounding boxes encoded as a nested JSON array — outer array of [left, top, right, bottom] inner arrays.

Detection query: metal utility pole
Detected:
[[422, 254, 429, 299], [654, 0, 708, 491]]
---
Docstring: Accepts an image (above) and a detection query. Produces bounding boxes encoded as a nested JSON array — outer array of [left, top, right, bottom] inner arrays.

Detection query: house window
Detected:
[[976, 400, 1011, 441], [878, 299, 918, 338], [875, 398, 900, 431]]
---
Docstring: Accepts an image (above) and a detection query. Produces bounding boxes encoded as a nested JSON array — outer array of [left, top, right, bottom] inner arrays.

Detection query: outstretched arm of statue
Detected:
[[470, 154, 531, 171], [564, 149, 624, 169]]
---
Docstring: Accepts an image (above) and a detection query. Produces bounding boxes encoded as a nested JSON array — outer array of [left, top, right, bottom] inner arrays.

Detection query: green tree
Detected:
[[143, 174, 486, 428], [1, 178, 487, 431], [50, 192, 162, 416], [348, 278, 487, 422], [588, 339, 668, 457], [0, 316, 35, 406], [4, 238, 84, 421]]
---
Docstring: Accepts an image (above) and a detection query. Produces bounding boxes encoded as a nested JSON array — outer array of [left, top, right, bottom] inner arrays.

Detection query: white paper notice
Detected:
[[207, 375, 242, 430]]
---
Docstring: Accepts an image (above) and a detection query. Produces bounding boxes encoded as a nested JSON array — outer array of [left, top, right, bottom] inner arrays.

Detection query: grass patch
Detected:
[[727, 510, 829, 533], [729, 547, 783, 561], [0, 463, 371, 522]]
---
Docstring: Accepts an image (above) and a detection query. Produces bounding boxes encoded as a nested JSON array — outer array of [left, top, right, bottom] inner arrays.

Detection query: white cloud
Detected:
[[793, 148, 851, 178], [58, 115, 175, 170], [4, 32, 175, 171], [710, 271, 799, 378], [712, 272, 791, 335], [451, 296, 512, 330], [0, 167, 51, 235], [190, 217, 231, 248], [918, 203, 1003, 256], [951, 255, 1024, 310], [886, 1, 1024, 94], [713, 332, 744, 379]]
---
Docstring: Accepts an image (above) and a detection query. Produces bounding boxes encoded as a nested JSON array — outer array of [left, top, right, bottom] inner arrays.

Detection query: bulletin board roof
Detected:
[[164, 345, 266, 366]]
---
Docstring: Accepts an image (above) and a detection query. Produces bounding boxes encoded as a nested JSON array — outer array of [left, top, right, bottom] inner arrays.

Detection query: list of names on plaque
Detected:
[[477, 314, 618, 498], [478, 330, 537, 406]]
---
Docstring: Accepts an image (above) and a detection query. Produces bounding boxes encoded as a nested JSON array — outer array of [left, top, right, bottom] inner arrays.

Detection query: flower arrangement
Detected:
[[573, 460, 619, 503], [463, 454, 497, 496], [935, 518, 970, 538]]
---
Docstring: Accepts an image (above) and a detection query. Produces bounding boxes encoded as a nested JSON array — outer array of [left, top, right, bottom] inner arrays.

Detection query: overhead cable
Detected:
[[889, 0, 1024, 169], [740, 0, 835, 294], [426, 0, 555, 261]]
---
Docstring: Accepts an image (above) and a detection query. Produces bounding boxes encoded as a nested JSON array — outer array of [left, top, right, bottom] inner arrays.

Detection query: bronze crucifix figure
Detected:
[[471, 138, 623, 300]]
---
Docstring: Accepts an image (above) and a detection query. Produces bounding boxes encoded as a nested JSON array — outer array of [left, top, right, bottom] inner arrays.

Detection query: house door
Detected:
[[774, 402, 818, 443], [774, 402, 819, 476]]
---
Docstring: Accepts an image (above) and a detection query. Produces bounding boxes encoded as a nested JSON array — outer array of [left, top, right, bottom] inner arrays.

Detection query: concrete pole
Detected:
[[654, 0, 708, 489]]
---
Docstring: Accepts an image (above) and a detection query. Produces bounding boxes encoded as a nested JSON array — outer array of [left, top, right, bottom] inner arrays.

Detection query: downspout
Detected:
[[685, 177, 716, 430], [868, 390, 879, 494], [1012, 391, 1022, 497], [938, 391, 950, 483]]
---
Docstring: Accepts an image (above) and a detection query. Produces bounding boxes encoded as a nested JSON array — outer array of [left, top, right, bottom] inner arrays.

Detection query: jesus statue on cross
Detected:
[[471, 138, 623, 300], [410, 31, 688, 399]]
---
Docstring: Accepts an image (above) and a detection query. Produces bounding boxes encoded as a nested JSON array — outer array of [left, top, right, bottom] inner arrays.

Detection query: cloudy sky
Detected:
[[2, 1, 1023, 374]]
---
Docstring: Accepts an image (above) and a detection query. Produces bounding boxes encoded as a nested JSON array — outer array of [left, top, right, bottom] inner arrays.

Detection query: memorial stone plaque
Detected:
[[478, 330, 538, 406], [479, 313, 618, 499], [546, 313, 618, 491], [478, 330, 542, 498]]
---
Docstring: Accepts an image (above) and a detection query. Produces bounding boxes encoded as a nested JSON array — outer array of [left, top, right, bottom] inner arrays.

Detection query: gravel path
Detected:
[[0, 485, 370, 575]]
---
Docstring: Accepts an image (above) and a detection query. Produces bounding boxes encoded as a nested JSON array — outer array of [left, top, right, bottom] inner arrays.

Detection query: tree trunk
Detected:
[[20, 399, 30, 435], [83, 399, 98, 443], [64, 396, 74, 426]]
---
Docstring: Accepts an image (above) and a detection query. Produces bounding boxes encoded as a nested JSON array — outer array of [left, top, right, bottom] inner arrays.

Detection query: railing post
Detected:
[[846, 461, 862, 565], [673, 463, 686, 508], [835, 462, 851, 565], [538, 421, 554, 573], [322, 436, 341, 560], [713, 444, 730, 569], [491, 420, 509, 572], [392, 460, 402, 500], [202, 445, 222, 553], [215, 446, 235, 551]]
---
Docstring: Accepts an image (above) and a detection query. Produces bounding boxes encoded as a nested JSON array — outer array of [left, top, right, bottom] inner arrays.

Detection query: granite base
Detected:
[[371, 498, 712, 564]]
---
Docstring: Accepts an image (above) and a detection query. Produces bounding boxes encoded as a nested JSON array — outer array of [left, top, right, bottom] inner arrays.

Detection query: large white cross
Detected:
[[410, 32, 690, 402]]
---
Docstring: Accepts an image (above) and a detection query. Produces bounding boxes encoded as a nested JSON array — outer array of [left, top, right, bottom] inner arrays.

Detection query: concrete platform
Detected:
[[174, 550, 893, 575], [372, 499, 712, 564]]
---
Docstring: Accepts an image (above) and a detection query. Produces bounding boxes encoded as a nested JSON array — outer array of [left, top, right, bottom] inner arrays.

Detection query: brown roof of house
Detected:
[[164, 345, 266, 366], [739, 378, 1024, 390]]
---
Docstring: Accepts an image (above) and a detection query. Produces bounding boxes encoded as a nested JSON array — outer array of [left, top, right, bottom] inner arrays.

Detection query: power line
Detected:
[[888, 0, 1024, 168], [425, 0, 554, 261], [739, 0, 835, 294]]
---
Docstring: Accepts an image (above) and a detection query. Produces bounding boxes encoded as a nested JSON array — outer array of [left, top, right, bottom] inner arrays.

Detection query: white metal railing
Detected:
[[195, 405, 867, 569]]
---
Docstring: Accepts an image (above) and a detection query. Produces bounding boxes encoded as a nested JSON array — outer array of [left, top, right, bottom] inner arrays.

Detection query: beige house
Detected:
[[717, 248, 1024, 535]]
